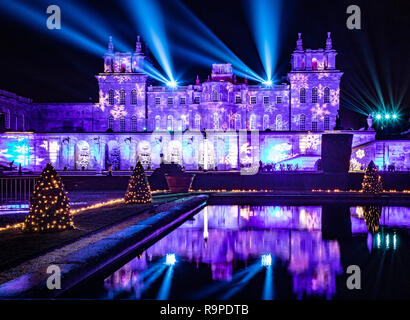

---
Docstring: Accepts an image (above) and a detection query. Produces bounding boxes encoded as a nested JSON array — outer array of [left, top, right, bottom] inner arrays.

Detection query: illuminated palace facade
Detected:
[[0, 33, 409, 172]]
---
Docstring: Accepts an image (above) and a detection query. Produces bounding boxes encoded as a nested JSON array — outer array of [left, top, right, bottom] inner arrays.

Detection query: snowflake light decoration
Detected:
[[115, 75, 131, 84], [317, 84, 324, 99], [265, 105, 278, 114], [311, 103, 330, 120], [300, 134, 320, 153], [356, 149, 365, 159], [110, 105, 127, 119], [330, 89, 340, 106], [98, 90, 109, 111], [317, 73, 329, 80], [289, 74, 308, 90], [350, 158, 362, 171], [240, 104, 254, 112]]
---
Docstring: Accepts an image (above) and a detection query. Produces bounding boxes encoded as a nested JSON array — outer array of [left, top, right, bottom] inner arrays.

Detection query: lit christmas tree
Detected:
[[361, 161, 383, 194], [124, 161, 152, 204], [22, 163, 74, 233]]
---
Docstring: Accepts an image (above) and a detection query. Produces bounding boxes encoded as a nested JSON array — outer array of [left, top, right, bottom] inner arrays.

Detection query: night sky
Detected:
[[0, 0, 408, 130]]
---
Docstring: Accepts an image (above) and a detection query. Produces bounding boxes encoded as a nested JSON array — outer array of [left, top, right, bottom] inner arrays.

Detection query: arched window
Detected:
[[131, 89, 137, 105], [181, 115, 189, 130], [235, 114, 241, 130], [300, 88, 306, 103], [263, 114, 269, 130], [276, 114, 282, 131], [213, 112, 219, 130], [194, 114, 201, 131], [312, 119, 318, 131], [155, 115, 161, 130], [324, 87, 330, 103], [167, 115, 173, 131], [108, 90, 114, 105], [131, 116, 137, 132], [119, 89, 125, 105], [120, 116, 126, 132], [299, 114, 306, 131], [108, 115, 114, 130], [213, 91, 218, 102], [250, 114, 256, 130], [312, 87, 318, 103], [324, 115, 330, 130]]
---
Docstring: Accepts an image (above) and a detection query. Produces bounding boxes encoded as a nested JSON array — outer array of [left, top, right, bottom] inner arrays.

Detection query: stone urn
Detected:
[[165, 173, 194, 193]]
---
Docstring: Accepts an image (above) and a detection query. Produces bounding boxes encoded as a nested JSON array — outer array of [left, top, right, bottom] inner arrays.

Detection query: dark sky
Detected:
[[0, 0, 408, 130]]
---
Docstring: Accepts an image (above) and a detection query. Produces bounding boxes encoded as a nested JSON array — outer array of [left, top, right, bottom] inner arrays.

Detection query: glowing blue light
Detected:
[[261, 254, 272, 267], [392, 114, 397, 119], [125, 0, 175, 82], [165, 253, 176, 266], [385, 114, 390, 119], [376, 114, 382, 120], [166, 80, 178, 89], [262, 80, 273, 87]]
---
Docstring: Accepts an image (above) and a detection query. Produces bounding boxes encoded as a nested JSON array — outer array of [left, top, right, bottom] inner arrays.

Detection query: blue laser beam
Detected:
[[125, 0, 175, 82]]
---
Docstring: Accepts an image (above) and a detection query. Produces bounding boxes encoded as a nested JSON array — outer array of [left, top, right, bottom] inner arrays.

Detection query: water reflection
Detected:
[[102, 205, 410, 300]]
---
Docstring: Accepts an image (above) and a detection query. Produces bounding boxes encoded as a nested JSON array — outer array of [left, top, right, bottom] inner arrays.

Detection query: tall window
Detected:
[[155, 97, 161, 105], [182, 115, 189, 130], [324, 87, 330, 103], [235, 95, 242, 104], [250, 114, 256, 130], [120, 116, 125, 132], [213, 112, 219, 130], [312, 87, 318, 103], [155, 115, 161, 130], [276, 114, 282, 131], [263, 96, 270, 105], [312, 119, 318, 131], [194, 114, 201, 130], [276, 96, 282, 104], [235, 114, 241, 130], [167, 115, 173, 131], [119, 89, 125, 105], [180, 97, 186, 105], [250, 96, 257, 104], [300, 88, 306, 103], [168, 97, 174, 105], [263, 114, 269, 130], [299, 114, 306, 131], [131, 116, 137, 132], [108, 90, 114, 105], [194, 96, 200, 104], [131, 89, 137, 105], [108, 115, 114, 130], [324, 115, 330, 130], [212, 91, 218, 102]]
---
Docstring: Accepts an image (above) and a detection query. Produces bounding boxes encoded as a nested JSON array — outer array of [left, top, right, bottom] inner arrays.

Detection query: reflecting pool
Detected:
[[71, 205, 410, 300]]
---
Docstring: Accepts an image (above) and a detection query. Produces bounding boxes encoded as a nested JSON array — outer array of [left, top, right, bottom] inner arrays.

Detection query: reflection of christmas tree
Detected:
[[363, 206, 382, 233], [22, 163, 74, 233], [124, 162, 152, 204], [362, 161, 383, 194]]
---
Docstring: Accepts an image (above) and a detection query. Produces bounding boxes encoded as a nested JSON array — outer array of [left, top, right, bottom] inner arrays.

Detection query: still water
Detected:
[[72, 205, 410, 300]]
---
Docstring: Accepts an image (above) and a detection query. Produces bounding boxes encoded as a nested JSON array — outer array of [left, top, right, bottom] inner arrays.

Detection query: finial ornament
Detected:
[[296, 33, 303, 51], [108, 36, 114, 53], [326, 32, 333, 50], [196, 75, 200, 85], [136, 35, 142, 53]]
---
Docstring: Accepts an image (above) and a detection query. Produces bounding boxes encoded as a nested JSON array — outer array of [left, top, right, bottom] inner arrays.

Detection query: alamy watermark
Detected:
[[46, 5, 61, 30]]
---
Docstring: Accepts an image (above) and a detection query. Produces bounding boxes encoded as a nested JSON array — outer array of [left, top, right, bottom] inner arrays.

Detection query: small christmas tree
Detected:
[[361, 161, 383, 194], [124, 162, 152, 204], [22, 163, 74, 233]]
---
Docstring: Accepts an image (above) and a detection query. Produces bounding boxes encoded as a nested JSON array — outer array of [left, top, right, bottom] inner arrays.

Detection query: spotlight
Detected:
[[376, 114, 382, 120], [262, 80, 272, 87], [392, 114, 397, 119], [385, 114, 390, 119], [261, 254, 272, 267], [166, 80, 178, 89], [165, 253, 176, 266]]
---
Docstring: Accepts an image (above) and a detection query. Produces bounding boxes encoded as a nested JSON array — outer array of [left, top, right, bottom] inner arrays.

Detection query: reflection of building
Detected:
[[104, 205, 343, 299], [2, 34, 407, 171]]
